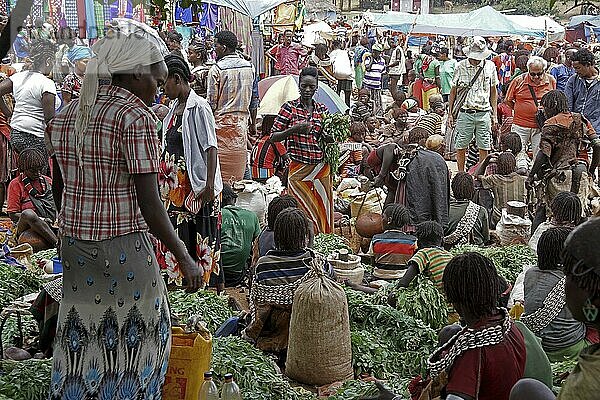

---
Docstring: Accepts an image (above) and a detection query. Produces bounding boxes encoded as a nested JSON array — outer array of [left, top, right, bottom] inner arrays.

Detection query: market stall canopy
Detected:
[[371, 6, 544, 37], [204, 0, 289, 18], [505, 15, 565, 42], [569, 14, 600, 28]]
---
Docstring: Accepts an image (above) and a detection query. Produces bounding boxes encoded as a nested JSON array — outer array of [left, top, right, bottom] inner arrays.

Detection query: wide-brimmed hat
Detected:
[[372, 43, 384, 52], [465, 36, 492, 61]]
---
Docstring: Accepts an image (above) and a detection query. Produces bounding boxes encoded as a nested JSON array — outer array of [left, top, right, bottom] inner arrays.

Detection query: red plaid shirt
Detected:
[[48, 85, 160, 241], [271, 99, 328, 164]]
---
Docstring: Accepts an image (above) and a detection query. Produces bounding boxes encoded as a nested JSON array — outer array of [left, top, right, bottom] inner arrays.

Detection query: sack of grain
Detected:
[[285, 256, 353, 386]]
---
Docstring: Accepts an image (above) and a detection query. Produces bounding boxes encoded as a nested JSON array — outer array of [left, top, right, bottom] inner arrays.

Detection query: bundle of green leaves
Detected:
[[313, 233, 351, 257], [167, 290, 233, 333], [320, 113, 351, 173], [212, 336, 314, 400], [450, 245, 536, 284], [346, 288, 437, 379], [373, 276, 449, 330], [0, 262, 44, 310], [0, 359, 52, 400]]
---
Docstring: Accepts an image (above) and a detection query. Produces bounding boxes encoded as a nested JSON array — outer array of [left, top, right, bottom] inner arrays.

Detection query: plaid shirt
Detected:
[[271, 99, 328, 164], [48, 85, 160, 241], [452, 59, 499, 111], [207, 54, 255, 119]]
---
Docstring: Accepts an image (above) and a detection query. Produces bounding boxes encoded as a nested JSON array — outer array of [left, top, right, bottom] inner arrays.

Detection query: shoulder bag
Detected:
[[451, 65, 483, 120], [527, 83, 547, 129]]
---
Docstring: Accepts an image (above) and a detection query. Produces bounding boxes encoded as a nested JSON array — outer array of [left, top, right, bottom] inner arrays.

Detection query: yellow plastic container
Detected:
[[162, 326, 213, 400]]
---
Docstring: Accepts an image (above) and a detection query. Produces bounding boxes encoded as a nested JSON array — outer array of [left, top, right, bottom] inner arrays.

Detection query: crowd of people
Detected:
[[3, 13, 600, 400]]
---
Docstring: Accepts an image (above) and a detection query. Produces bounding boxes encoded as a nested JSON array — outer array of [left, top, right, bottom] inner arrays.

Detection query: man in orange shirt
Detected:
[[505, 56, 556, 158]]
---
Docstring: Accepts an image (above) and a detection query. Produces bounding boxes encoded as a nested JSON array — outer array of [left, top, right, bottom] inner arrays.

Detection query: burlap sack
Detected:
[[285, 258, 353, 386]]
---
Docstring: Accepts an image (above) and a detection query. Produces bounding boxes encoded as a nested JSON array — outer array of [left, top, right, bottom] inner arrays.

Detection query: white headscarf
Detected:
[[75, 32, 164, 164]]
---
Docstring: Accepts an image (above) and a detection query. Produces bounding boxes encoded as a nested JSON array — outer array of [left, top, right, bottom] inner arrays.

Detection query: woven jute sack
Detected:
[[285, 257, 353, 386]]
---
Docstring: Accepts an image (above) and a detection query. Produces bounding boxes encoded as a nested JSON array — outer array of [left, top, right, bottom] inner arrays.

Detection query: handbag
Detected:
[[451, 66, 484, 120], [527, 83, 546, 129]]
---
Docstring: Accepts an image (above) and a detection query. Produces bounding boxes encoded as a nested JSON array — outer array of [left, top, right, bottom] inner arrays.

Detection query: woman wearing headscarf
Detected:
[[61, 45, 92, 104], [46, 32, 201, 399], [157, 54, 224, 289], [271, 67, 333, 234], [0, 39, 56, 159]]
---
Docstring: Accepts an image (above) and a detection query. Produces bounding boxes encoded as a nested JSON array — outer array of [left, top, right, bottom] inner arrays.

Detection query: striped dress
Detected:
[[408, 246, 453, 290]]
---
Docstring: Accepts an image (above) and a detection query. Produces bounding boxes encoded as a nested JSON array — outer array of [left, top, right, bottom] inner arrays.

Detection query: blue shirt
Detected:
[[550, 64, 575, 92], [565, 73, 600, 133], [13, 34, 28, 59]]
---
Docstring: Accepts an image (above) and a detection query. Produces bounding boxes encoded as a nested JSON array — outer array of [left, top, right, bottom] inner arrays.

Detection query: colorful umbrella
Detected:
[[258, 75, 349, 115]]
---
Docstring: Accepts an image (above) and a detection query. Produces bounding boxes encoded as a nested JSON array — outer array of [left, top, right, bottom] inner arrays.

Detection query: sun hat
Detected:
[[372, 43, 384, 52], [465, 36, 492, 61]]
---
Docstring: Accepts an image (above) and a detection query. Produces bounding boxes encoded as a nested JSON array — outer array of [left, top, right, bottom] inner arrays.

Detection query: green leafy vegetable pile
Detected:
[[327, 376, 411, 399], [1, 313, 37, 350], [211, 336, 314, 400], [0, 262, 44, 310], [0, 358, 52, 400], [313, 233, 351, 257], [168, 290, 233, 333], [30, 249, 57, 264], [373, 276, 449, 330], [451, 245, 536, 284], [320, 113, 351, 172], [346, 288, 437, 379]]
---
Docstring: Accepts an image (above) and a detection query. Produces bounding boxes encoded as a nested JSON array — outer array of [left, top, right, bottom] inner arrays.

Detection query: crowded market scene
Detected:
[[1, 0, 600, 398]]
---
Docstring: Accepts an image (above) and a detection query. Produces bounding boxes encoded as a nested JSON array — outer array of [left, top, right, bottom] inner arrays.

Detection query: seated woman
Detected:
[[528, 191, 581, 252], [445, 172, 490, 248], [510, 218, 600, 400], [6, 148, 57, 250], [243, 207, 327, 364], [372, 252, 528, 400], [522, 227, 596, 362]]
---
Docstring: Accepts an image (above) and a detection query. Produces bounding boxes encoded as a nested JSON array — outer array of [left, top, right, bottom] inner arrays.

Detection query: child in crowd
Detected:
[[251, 115, 289, 182], [364, 116, 381, 145], [476, 152, 527, 226], [256, 195, 298, 258], [401, 98, 426, 132], [351, 89, 372, 122], [369, 204, 417, 278], [7, 148, 57, 249], [339, 122, 366, 178]]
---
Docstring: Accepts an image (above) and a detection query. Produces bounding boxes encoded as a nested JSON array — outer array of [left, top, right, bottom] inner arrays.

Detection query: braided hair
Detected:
[[189, 40, 208, 64], [496, 152, 517, 175], [383, 203, 412, 230], [550, 191, 582, 225], [408, 126, 430, 145], [18, 148, 46, 173], [538, 227, 572, 270], [500, 132, 523, 155], [451, 172, 475, 201], [274, 207, 310, 251], [29, 39, 57, 71], [165, 54, 193, 83], [443, 252, 501, 319], [267, 195, 298, 230], [415, 221, 444, 248], [541, 90, 569, 119]]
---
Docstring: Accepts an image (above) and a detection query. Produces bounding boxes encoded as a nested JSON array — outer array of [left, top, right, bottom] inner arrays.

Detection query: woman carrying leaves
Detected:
[[157, 54, 224, 289], [271, 66, 333, 234]]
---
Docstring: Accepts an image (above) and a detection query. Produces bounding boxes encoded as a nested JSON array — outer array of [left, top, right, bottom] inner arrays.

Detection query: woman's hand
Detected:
[[179, 255, 202, 293], [200, 183, 215, 206], [294, 122, 312, 135]]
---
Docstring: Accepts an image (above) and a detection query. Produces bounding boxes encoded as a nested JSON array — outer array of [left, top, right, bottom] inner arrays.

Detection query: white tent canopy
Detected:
[[505, 15, 565, 42], [371, 6, 545, 38]]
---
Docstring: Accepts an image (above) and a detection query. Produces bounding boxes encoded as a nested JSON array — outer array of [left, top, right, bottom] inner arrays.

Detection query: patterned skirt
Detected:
[[288, 160, 333, 234], [50, 232, 171, 400]]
